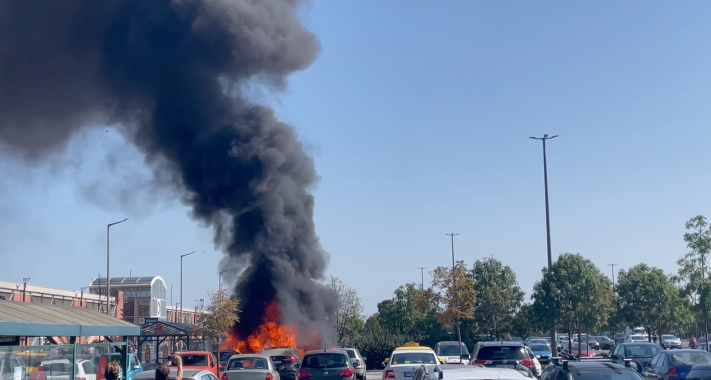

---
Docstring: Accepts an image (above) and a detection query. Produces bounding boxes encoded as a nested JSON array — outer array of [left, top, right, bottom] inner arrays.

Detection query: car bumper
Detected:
[[277, 370, 297, 380]]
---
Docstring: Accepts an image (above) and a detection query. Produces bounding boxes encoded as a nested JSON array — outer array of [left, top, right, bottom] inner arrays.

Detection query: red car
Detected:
[[171, 351, 220, 376], [562, 343, 595, 357]]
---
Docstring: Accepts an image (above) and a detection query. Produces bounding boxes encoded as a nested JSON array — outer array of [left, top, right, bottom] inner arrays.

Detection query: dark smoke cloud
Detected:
[[0, 0, 336, 343]]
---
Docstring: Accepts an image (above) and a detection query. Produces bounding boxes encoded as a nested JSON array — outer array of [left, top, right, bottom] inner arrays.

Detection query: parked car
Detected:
[[686, 363, 711, 380], [615, 333, 627, 345], [135, 369, 216, 380], [610, 342, 665, 372], [259, 347, 301, 380], [661, 335, 682, 350], [528, 343, 552, 364], [223, 354, 279, 380], [540, 357, 640, 380], [559, 343, 595, 358], [412, 363, 534, 380], [472, 342, 536, 376], [523, 347, 541, 379], [382, 346, 437, 380], [434, 341, 470, 365], [595, 336, 616, 351], [300, 350, 355, 380], [171, 351, 219, 377], [215, 350, 240, 371], [342, 348, 367, 380], [625, 335, 648, 343], [642, 349, 711, 380]]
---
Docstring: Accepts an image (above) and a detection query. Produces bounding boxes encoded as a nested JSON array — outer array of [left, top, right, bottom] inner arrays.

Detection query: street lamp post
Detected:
[[171, 285, 174, 306], [80, 286, 88, 306], [180, 251, 196, 323], [417, 267, 426, 289], [530, 134, 558, 353], [107, 218, 128, 316], [22, 278, 31, 302], [445, 233, 462, 361]]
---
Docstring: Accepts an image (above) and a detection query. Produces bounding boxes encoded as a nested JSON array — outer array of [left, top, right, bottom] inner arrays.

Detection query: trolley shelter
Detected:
[[0, 299, 141, 380], [137, 321, 205, 364]]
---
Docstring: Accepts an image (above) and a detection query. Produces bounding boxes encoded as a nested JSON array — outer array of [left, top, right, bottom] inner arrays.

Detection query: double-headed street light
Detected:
[[180, 251, 196, 323], [107, 218, 128, 316], [529, 134, 558, 353]]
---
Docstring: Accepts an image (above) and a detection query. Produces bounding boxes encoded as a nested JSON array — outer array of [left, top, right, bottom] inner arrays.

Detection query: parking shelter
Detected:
[[0, 299, 140, 380], [137, 321, 205, 367]]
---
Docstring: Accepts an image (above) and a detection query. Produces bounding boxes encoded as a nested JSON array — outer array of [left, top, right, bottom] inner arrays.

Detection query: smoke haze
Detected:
[[0, 0, 336, 343]]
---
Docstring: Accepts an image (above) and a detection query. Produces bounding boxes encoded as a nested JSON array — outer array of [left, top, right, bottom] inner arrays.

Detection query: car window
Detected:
[[438, 345, 469, 356], [670, 351, 711, 365], [531, 345, 550, 351], [650, 354, 661, 368], [82, 361, 97, 374], [302, 354, 350, 369], [202, 375, 212, 380], [625, 345, 660, 357], [209, 375, 219, 380], [612, 346, 621, 356], [475, 346, 527, 360], [390, 353, 437, 365], [228, 357, 269, 370], [181, 355, 208, 366], [541, 367, 555, 380], [344, 350, 357, 359]]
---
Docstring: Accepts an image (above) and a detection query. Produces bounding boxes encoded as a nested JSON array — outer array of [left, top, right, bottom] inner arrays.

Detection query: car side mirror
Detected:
[[134, 365, 140, 370], [211, 363, 215, 367]]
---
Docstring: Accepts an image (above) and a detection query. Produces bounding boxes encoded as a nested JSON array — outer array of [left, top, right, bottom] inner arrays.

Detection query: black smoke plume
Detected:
[[0, 0, 337, 344]]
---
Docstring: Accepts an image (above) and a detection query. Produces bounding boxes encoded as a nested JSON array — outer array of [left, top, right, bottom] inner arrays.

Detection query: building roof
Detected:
[[0, 299, 140, 337], [90, 276, 164, 288]]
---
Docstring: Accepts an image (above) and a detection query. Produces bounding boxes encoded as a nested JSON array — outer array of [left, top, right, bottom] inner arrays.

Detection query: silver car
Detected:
[[134, 369, 218, 380], [661, 335, 682, 349], [343, 348, 367, 380], [224, 354, 281, 380]]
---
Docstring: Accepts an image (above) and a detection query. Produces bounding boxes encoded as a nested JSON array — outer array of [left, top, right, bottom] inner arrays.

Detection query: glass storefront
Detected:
[[0, 342, 127, 380]]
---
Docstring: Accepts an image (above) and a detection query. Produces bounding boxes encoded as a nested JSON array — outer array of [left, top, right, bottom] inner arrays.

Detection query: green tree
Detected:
[[531, 253, 614, 346], [470, 257, 525, 339], [616, 264, 673, 341], [511, 303, 547, 338], [330, 276, 365, 344], [659, 284, 694, 335], [195, 289, 240, 349], [377, 283, 439, 342], [675, 215, 711, 338]]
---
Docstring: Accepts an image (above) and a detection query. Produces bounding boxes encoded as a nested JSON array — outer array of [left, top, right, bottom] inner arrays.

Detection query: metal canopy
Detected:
[[141, 321, 195, 337], [90, 276, 162, 287], [0, 299, 140, 337]]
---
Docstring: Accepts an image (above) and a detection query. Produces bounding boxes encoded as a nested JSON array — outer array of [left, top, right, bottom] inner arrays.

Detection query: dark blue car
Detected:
[[642, 349, 711, 380]]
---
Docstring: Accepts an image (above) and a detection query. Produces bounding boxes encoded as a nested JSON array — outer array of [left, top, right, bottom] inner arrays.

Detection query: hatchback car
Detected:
[[224, 354, 280, 380], [529, 343, 552, 364], [685, 363, 711, 380], [472, 342, 537, 376], [434, 342, 470, 365], [261, 347, 302, 380], [342, 348, 367, 380], [299, 350, 355, 380], [382, 348, 438, 380], [540, 358, 643, 380], [560, 343, 595, 358], [135, 368, 218, 380], [610, 342, 665, 372], [595, 336, 616, 351], [641, 349, 711, 380]]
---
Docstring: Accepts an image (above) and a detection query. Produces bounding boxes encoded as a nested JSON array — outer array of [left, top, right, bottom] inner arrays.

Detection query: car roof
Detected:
[[304, 350, 349, 355], [563, 362, 628, 370], [437, 341, 462, 345], [434, 365, 533, 379], [619, 342, 658, 346], [135, 369, 206, 380], [480, 342, 525, 347], [396, 346, 434, 351], [394, 349, 437, 354], [176, 351, 211, 355], [228, 354, 272, 360]]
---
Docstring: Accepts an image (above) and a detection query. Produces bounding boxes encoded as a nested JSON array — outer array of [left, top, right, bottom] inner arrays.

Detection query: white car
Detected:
[[625, 335, 647, 343], [383, 348, 438, 380], [40, 359, 96, 380], [524, 348, 541, 379], [412, 364, 534, 380]]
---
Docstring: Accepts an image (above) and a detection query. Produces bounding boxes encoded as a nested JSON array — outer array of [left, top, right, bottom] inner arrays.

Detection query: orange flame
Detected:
[[223, 301, 320, 356]]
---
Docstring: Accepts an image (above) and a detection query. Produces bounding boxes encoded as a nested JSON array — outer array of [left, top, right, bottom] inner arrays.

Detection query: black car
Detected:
[[473, 342, 537, 375], [609, 342, 665, 372], [541, 358, 643, 380], [261, 347, 302, 380], [299, 350, 356, 380]]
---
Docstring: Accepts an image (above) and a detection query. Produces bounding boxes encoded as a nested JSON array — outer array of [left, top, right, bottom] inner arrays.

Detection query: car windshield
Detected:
[[81, 361, 97, 374], [670, 352, 711, 366], [630, 337, 646, 341], [439, 345, 469, 356], [569, 369, 645, 380], [476, 346, 527, 360], [625, 345, 660, 357], [220, 352, 237, 362], [391, 353, 437, 365], [662, 336, 676, 341], [686, 368, 711, 380], [531, 345, 551, 352], [42, 363, 71, 373], [303, 354, 350, 369], [530, 340, 548, 345], [180, 355, 207, 366], [227, 357, 269, 370]]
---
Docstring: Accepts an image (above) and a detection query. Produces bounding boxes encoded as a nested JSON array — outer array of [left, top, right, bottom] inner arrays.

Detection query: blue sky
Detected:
[[2, 1, 711, 315]]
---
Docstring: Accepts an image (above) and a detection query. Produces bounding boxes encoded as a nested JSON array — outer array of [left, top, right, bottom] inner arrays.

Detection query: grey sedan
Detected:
[[661, 335, 682, 349], [134, 369, 218, 380]]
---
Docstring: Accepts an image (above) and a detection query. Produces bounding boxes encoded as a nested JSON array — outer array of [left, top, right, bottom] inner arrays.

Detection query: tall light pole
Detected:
[[530, 134, 558, 353], [445, 233, 462, 361], [219, 269, 230, 291], [180, 251, 195, 323], [107, 218, 128, 316], [22, 278, 31, 302], [608, 264, 616, 288], [171, 285, 174, 306], [80, 286, 88, 306], [417, 267, 426, 289]]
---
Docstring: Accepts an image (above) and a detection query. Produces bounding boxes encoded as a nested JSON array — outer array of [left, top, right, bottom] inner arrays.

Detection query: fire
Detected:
[[223, 301, 320, 356]]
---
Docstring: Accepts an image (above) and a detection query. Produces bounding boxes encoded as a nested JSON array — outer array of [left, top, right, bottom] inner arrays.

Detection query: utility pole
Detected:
[[445, 233, 463, 361], [80, 286, 88, 307], [608, 264, 616, 288], [704, 250, 709, 352], [417, 267, 426, 289], [22, 278, 31, 302], [107, 218, 128, 316], [530, 134, 558, 354], [180, 251, 196, 323]]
